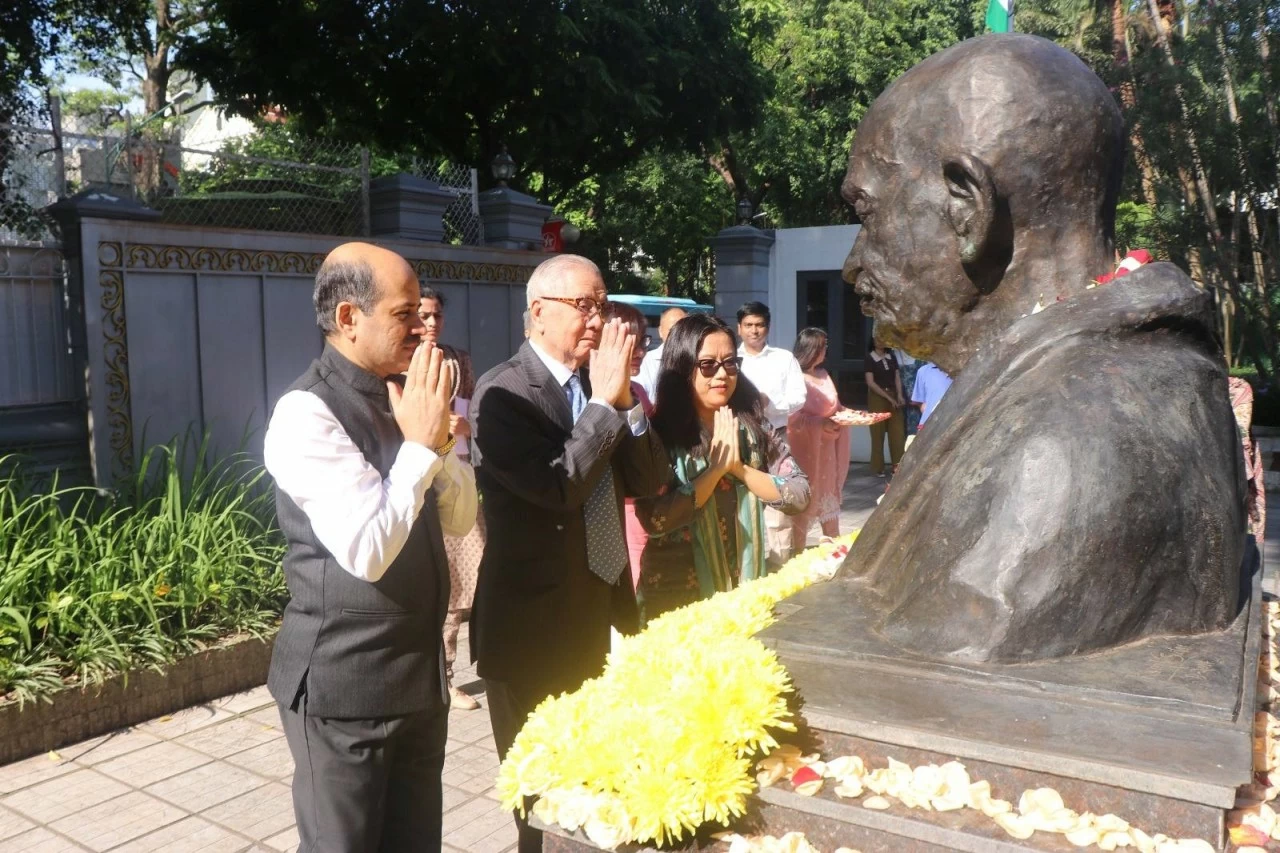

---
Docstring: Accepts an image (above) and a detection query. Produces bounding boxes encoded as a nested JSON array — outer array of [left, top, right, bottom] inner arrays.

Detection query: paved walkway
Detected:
[[0, 465, 1263, 852]]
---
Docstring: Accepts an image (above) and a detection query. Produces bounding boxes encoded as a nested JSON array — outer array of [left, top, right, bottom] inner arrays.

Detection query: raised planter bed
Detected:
[[0, 631, 276, 766]]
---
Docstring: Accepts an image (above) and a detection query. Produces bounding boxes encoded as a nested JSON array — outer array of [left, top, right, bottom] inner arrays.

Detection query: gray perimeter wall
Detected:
[[74, 218, 541, 484]]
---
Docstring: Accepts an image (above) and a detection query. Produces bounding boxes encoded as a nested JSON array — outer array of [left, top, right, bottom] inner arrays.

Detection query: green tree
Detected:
[[562, 150, 735, 299], [557, 0, 977, 296], [57, 85, 132, 133], [1, 0, 143, 231], [176, 0, 764, 204], [1017, 0, 1280, 380], [65, 0, 208, 123], [715, 0, 977, 226]]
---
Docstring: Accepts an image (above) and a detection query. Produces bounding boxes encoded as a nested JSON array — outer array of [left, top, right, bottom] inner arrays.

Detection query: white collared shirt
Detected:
[[264, 391, 478, 584], [637, 343, 664, 402], [738, 343, 807, 430], [529, 338, 649, 434]]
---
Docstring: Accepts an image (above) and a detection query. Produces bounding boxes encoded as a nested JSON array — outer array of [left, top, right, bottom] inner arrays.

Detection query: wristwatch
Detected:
[[433, 435, 457, 456]]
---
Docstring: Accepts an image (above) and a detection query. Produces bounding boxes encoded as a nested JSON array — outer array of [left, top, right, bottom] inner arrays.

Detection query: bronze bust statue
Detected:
[[838, 33, 1246, 663]]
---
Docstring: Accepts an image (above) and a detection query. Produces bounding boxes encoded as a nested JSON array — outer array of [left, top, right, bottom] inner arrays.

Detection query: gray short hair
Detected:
[[315, 259, 378, 334], [526, 254, 602, 308]]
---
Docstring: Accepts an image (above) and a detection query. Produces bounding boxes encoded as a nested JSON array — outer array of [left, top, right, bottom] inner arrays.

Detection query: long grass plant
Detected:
[[0, 436, 286, 706]]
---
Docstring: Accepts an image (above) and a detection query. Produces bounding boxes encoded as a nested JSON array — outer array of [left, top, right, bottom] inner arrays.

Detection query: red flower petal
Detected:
[[791, 765, 821, 786]]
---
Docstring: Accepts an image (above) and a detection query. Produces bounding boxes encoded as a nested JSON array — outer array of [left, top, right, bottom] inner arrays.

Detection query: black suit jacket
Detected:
[[470, 342, 668, 697]]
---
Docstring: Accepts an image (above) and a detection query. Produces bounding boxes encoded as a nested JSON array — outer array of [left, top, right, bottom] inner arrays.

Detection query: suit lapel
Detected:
[[516, 342, 573, 431]]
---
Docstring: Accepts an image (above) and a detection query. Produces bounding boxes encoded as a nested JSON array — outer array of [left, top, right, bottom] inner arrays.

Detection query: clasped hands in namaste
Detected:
[[587, 318, 636, 411], [388, 343, 455, 451], [708, 407, 746, 480]]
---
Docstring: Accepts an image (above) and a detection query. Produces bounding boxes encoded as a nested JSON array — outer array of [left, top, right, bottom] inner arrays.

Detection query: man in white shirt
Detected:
[[736, 300, 807, 561], [263, 241, 477, 852], [910, 361, 953, 426], [736, 301, 807, 434], [636, 306, 687, 402]]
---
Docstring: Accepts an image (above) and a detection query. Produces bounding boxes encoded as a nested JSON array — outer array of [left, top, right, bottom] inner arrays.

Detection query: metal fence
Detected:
[[0, 124, 483, 245]]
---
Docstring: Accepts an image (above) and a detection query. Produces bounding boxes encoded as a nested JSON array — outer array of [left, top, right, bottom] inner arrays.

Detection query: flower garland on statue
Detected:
[[1028, 249, 1154, 316], [495, 535, 856, 849]]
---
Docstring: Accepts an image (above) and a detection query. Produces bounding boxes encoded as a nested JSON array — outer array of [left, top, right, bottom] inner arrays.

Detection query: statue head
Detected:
[[841, 34, 1125, 373]]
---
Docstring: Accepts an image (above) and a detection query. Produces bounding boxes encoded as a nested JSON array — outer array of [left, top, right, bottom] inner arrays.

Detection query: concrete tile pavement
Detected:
[[0, 633, 508, 853], [0, 463, 1265, 851]]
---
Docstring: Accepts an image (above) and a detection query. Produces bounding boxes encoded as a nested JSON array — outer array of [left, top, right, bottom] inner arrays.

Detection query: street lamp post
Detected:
[[490, 144, 517, 187]]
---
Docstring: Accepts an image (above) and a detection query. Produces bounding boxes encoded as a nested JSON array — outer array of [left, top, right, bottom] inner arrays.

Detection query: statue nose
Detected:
[[842, 249, 860, 286]]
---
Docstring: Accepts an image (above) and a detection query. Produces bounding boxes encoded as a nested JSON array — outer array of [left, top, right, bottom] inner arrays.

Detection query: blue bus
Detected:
[[608, 295, 715, 350]]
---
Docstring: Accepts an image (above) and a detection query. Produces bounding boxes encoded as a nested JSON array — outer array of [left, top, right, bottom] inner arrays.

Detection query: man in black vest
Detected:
[[263, 241, 477, 851], [471, 254, 668, 852]]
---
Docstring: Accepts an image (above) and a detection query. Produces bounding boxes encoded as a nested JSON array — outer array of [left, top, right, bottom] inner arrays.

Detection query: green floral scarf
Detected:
[[670, 424, 769, 598]]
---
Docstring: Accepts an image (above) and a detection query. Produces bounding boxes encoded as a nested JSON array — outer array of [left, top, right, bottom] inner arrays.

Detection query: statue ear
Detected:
[[942, 154, 996, 265]]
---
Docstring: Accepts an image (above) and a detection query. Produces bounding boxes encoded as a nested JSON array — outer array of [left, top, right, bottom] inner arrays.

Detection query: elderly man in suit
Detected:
[[471, 253, 668, 852], [263, 242, 477, 850]]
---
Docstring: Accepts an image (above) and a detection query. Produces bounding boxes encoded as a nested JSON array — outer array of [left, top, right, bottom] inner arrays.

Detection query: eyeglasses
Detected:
[[696, 357, 743, 378], [542, 295, 606, 318], [636, 333, 654, 350]]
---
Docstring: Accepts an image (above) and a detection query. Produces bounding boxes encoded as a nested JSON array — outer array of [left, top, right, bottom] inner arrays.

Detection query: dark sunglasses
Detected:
[[696, 357, 743, 378]]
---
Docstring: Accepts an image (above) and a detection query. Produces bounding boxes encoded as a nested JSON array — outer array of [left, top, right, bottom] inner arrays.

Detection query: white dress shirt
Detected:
[[528, 340, 649, 434], [264, 390, 478, 584], [636, 343, 664, 402], [738, 343, 808, 430]]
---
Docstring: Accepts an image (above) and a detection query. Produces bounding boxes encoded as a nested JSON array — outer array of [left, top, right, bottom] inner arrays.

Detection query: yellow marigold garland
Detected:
[[496, 534, 857, 849]]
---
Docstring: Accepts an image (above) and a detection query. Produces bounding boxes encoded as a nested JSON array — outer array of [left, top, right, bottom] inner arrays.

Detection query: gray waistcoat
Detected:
[[267, 344, 450, 718]]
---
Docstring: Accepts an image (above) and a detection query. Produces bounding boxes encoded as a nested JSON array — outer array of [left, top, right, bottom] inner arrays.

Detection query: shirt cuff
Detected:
[[624, 403, 648, 436], [587, 399, 649, 436], [392, 440, 444, 485]]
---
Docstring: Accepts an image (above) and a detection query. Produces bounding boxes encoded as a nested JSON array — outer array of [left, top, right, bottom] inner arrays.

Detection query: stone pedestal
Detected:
[[711, 225, 775, 318], [478, 186, 552, 250], [368, 174, 455, 242], [539, 542, 1262, 852]]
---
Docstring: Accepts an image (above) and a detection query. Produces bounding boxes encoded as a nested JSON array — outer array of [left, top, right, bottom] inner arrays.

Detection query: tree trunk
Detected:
[[1208, 0, 1279, 371], [135, 0, 173, 202], [1142, 0, 1249, 355], [1251, 0, 1280, 166], [1111, 0, 1159, 208], [143, 0, 173, 118]]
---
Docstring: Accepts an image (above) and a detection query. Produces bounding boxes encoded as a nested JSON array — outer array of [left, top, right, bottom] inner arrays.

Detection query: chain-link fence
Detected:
[[0, 126, 66, 243], [0, 123, 484, 245], [407, 158, 484, 246]]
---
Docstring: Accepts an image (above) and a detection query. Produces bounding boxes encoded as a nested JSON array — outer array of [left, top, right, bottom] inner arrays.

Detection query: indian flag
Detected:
[[985, 0, 1012, 32]]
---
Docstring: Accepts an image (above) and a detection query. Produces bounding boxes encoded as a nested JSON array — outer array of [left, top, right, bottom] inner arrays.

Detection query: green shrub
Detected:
[[0, 438, 287, 706]]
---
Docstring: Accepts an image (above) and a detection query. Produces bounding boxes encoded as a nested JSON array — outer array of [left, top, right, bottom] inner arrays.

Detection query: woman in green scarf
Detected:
[[635, 314, 810, 624]]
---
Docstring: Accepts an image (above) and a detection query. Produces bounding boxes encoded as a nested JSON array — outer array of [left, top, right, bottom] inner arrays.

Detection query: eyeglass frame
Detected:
[[695, 356, 744, 378], [540, 295, 607, 318]]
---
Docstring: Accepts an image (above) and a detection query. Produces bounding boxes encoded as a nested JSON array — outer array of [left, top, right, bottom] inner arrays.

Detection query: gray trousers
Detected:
[[279, 692, 448, 853]]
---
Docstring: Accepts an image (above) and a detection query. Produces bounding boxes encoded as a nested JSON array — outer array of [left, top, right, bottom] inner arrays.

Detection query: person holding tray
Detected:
[[787, 328, 886, 546]]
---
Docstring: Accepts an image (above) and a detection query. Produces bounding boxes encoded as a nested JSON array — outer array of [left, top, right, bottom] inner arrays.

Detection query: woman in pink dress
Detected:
[[605, 301, 657, 589], [788, 328, 852, 548]]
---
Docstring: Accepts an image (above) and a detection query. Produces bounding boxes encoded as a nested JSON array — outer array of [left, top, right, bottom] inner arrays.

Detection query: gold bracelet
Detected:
[[433, 435, 457, 456]]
